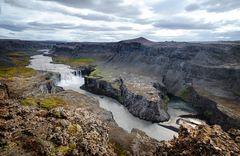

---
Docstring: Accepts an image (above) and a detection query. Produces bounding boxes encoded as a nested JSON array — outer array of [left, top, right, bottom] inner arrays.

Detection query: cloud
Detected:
[[153, 18, 216, 30], [185, 0, 240, 12], [4, 0, 117, 22], [185, 4, 200, 12], [41, 0, 142, 18], [0, 22, 28, 32], [0, 0, 240, 41], [28, 22, 133, 32]]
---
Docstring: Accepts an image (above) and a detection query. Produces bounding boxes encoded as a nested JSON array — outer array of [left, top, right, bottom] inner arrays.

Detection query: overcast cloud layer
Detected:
[[0, 0, 240, 41]]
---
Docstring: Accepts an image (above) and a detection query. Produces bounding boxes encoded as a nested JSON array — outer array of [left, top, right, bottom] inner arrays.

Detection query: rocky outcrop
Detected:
[[82, 75, 170, 122], [0, 96, 115, 156], [0, 73, 117, 156], [39, 72, 63, 94], [110, 122, 240, 155], [158, 123, 240, 155], [73, 65, 96, 76], [172, 84, 240, 130]]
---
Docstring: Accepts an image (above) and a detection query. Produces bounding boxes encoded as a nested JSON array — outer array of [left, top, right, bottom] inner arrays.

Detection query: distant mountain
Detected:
[[120, 37, 156, 46]]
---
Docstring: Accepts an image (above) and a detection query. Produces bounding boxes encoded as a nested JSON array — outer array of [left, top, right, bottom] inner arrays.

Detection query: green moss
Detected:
[[68, 123, 82, 136], [117, 96, 124, 103], [52, 111, 61, 118], [178, 86, 191, 100], [21, 97, 39, 106], [40, 98, 65, 110], [110, 142, 128, 156], [52, 56, 96, 67], [21, 97, 65, 110], [163, 95, 170, 104], [203, 110, 213, 119], [112, 83, 120, 90], [56, 145, 72, 155]]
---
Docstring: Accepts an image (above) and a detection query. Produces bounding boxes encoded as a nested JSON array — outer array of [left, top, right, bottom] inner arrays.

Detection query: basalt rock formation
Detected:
[[81, 75, 170, 122], [51, 38, 240, 129]]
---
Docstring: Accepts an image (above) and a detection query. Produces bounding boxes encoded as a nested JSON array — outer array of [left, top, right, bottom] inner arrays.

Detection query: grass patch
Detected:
[[89, 67, 103, 78], [0, 67, 36, 79], [0, 51, 36, 79], [87, 67, 112, 81], [52, 56, 96, 67], [22, 97, 66, 110], [7, 52, 30, 66]]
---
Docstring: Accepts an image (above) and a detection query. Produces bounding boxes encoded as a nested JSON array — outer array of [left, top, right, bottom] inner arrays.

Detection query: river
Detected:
[[28, 53, 199, 141]]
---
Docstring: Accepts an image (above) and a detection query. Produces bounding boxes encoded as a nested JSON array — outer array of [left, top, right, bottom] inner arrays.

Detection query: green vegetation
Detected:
[[52, 56, 96, 67], [22, 97, 66, 110], [163, 95, 170, 104], [0, 51, 36, 79], [68, 123, 82, 136], [87, 67, 112, 81], [178, 86, 191, 100], [56, 145, 76, 155], [52, 111, 61, 118], [7, 52, 30, 66], [110, 142, 127, 156], [89, 67, 104, 78], [117, 96, 124, 103], [203, 110, 213, 119], [0, 67, 36, 79]]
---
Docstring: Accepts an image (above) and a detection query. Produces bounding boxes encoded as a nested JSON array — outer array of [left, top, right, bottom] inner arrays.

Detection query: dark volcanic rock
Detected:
[[51, 40, 240, 129], [82, 76, 169, 122]]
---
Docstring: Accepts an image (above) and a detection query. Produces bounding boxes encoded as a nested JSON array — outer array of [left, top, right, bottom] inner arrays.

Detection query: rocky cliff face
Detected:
[[82, 74, 169, 122], [51, 39, 240, 129]]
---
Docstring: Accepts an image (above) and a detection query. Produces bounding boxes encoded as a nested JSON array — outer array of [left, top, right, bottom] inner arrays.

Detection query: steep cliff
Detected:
[[81, 74, 170, 122]]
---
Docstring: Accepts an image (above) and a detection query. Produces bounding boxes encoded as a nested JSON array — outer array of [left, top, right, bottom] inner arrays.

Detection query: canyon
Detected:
[[0, 38, 239, 155], [50, 37, 240, 130]]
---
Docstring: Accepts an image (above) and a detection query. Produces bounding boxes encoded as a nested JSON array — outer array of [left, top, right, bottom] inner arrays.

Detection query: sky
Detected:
[[0, 0, 240, 42]]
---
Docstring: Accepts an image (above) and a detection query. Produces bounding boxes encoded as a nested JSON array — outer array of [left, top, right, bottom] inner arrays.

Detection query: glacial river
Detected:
[[28, 53, 198, 140]]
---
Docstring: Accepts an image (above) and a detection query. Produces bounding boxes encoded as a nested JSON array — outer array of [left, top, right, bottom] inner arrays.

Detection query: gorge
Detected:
[[0, 39, 239, 155]]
